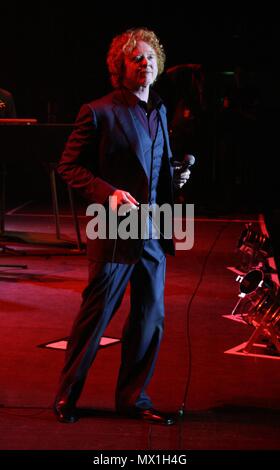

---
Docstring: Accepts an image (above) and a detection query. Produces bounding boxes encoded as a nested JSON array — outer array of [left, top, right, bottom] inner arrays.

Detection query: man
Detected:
[[54, 27, 190, 425], [0, 88, 16, 118]]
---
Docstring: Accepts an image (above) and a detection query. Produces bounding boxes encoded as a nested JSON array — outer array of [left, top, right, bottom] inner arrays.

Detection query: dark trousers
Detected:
[[55, 239, 166, 410]]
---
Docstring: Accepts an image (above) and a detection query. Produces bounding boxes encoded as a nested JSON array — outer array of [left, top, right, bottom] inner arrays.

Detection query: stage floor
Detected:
[[1, 207, 280, 451]]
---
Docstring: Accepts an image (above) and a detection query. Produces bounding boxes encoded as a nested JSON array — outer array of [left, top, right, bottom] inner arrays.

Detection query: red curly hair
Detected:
[[107, 27, 166, 88]]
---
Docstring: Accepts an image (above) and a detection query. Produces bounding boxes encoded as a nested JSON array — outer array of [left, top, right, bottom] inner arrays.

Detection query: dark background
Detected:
[[1, 8, 279, 219], [1, 7, 279, 121]]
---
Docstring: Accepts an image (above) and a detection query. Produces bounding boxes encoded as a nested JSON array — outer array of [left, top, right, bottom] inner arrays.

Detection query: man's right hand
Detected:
[[109, 190, 139, 213]]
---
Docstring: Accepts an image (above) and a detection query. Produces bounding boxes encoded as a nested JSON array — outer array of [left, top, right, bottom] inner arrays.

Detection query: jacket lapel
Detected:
[[157, 106, 172, 160], [112, 94, 148, 178]]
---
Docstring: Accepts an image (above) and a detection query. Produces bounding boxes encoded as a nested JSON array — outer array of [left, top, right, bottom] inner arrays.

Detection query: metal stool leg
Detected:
[[0, 163, 28, 268], [67, 185, 83, 251], [0, 162, 6, 234], [49, 165, 61, 240]]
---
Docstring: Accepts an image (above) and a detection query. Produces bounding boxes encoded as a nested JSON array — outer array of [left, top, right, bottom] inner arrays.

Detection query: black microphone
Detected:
[[171, 154, 196, 171], [171, 154, 196, 189]]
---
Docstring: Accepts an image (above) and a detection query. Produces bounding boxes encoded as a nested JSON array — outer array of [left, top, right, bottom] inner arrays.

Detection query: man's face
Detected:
[[123, 40, 158, 90]]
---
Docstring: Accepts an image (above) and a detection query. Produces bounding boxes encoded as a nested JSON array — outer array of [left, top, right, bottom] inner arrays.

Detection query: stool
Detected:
[[49, 162, 83, 251], [0, 161, 83, 252]]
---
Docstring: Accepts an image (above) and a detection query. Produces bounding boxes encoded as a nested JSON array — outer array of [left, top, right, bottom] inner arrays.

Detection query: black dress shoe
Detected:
[[137, 408, 176, 425], [53, 400, 79, 424], [120, 407, 176, 425]]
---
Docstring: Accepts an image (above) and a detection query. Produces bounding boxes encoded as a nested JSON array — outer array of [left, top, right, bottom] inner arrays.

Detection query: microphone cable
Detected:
[[178, 222, 229, 418]]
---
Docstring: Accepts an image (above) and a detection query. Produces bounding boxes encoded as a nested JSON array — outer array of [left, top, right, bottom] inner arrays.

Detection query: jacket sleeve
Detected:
[[57, 103, 116, 204]]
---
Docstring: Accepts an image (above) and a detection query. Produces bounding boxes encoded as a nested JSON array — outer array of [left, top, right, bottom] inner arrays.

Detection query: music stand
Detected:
[[0, 118, 83, 259], [0, 118, 37, 268]]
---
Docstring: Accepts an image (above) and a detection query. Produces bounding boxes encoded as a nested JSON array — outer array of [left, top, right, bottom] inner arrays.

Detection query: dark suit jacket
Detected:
[[57, 88, 175, 263]]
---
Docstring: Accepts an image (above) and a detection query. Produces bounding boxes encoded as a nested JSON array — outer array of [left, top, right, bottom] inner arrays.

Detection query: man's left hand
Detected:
[[173, 169, 191, 189]]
